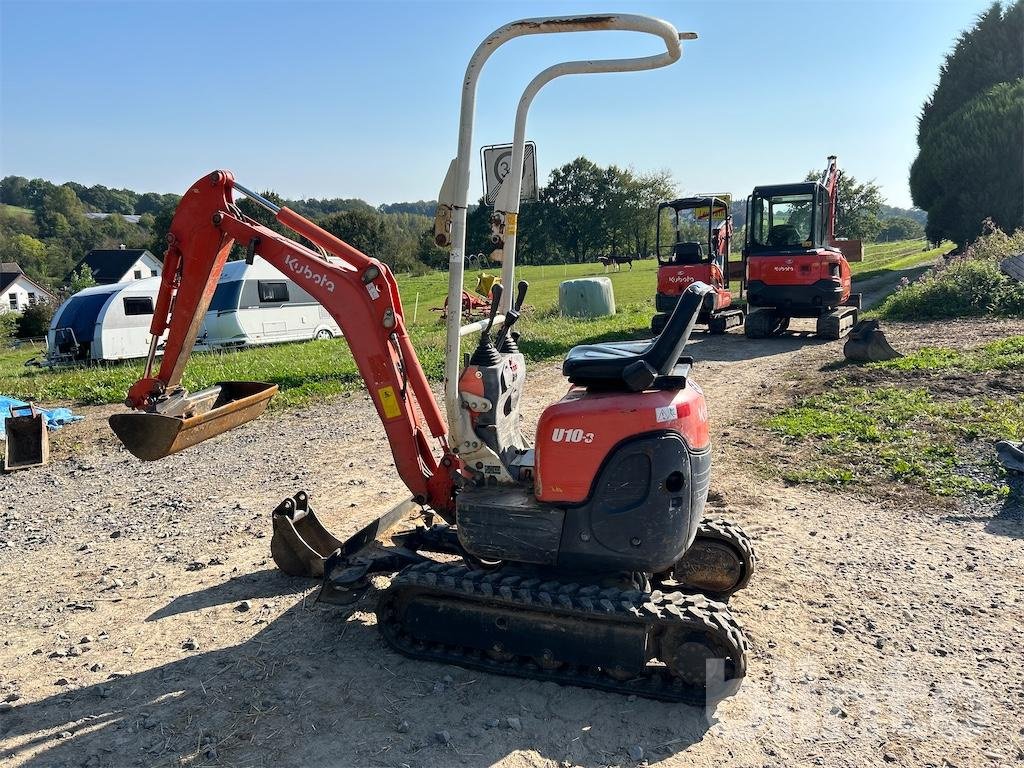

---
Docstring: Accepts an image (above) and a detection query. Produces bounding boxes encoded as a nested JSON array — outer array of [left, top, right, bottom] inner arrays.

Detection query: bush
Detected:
[[876, 223, 1024, 320], [0, 312, 17, 341], [14, 301, 55, 338]]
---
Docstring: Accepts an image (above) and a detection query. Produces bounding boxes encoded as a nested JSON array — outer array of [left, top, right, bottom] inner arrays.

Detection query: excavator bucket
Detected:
[[843, 320, 902, 363], [270, 491, 346, 578], [109, 381, 277, 461], [4, 404, 49, 471]]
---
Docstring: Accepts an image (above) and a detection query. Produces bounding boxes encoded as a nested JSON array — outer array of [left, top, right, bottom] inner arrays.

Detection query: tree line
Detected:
[[1, 153, 923, 295]]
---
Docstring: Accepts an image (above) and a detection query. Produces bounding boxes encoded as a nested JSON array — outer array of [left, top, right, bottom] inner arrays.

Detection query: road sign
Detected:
[[481, 142, 538, 206]]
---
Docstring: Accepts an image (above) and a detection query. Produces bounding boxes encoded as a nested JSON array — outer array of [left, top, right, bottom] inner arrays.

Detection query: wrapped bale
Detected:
[[559, 277, 616, 318]]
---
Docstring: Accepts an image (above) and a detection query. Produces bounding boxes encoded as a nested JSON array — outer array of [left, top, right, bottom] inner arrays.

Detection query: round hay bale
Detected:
[[559, 277, 616, 318]]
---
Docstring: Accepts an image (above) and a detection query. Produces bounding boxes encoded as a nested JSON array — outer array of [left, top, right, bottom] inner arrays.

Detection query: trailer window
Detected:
[[258, 281, 289, 303], [210, 280, 243, 312], [123, 297, 154, 316]]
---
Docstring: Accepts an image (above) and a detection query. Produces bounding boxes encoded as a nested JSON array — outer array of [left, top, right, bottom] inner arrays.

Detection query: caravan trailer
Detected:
[[199, 257, 341, 349], [46, 277, 165, 364], [45, 258, 341, 364]]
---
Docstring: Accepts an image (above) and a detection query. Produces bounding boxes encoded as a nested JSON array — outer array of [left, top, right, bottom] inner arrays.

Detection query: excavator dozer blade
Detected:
[[843, 320, 902, 363], [109, 381, 277, 461]]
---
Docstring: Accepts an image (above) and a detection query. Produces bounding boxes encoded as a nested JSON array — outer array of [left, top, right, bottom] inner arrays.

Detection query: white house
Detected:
[[66, 247, 162, 285], [0, 262, 56, 314]]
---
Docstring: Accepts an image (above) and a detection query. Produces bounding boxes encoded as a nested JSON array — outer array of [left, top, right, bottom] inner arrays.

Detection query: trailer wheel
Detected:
[[315, 328, 335, 340]]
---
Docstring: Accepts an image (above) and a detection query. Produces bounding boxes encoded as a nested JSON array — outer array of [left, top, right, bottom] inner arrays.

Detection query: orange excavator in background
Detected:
[[651, 196, 744, 335], [106, 15, 756, 705], [743, 155, 862, 339]]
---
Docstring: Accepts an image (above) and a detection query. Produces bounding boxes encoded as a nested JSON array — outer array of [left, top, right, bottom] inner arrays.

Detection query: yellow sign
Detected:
[[505, 212, 518, 235], [692, 194, 732, 221], [377, 386, 402, 419]]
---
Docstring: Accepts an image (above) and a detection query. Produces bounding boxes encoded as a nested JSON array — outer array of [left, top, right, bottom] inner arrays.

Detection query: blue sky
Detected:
[[0, 1, 992, 208]]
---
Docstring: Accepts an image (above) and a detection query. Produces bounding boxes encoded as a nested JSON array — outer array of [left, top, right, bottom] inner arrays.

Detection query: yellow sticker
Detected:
[[378, 386, 402, 419], [505, 212, 518, 235]]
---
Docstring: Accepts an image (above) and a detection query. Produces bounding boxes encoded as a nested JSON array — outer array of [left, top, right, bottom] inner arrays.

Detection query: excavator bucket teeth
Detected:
[[843, 320, 902, 363], [109, 381, 277, 461]]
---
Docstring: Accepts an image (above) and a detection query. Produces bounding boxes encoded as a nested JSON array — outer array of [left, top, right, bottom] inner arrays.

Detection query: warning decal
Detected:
[[378, 386, 402, 419]]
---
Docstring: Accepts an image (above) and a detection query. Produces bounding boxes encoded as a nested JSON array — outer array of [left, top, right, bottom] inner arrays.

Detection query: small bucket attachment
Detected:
[[843, 320, 902, 363], [270, 491, 346, 578], [4, 404, 49, 471], [109, 381, 277, 461]]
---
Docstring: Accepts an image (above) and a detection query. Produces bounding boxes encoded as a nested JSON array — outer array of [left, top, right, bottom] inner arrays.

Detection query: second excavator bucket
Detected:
[[843, 320, 902, 363], [109, 381, 277, 461], [270, 491, 346, 578]]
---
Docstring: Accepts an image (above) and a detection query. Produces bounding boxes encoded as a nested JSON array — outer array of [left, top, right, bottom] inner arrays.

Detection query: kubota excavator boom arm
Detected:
[[125, 171, 457, 514], [820, 155, 841, 244]]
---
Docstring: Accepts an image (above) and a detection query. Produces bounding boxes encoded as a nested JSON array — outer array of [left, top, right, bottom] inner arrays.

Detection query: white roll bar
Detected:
[[442, 14, 692, 438]]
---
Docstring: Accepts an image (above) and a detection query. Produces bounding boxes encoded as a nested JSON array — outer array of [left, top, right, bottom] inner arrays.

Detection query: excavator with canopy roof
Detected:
[[107, 14, 756, 704]]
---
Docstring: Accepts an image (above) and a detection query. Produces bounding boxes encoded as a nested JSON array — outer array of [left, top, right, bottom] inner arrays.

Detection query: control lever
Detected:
[[495, 280, 528, 353], [469, 283, 503, 366]]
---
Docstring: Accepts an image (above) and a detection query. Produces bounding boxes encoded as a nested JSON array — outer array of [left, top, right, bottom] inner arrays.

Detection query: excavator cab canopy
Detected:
[[745, 182, 831, 254], [656, 196, 731, 267]]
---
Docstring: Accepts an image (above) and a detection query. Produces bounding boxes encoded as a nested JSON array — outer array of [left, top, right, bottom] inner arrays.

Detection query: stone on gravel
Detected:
[[181, 637, 199, 651], [434, 730, 451, 745], [55, 677, 70, 686], [235, 600, 252, 612], [505, 715, 522, 731], [396, 720, 410, 733], [628, 744, 644, 761]]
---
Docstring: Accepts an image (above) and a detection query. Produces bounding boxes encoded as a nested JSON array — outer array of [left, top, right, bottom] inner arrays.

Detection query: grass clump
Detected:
[[872, 335, 1024, 373]]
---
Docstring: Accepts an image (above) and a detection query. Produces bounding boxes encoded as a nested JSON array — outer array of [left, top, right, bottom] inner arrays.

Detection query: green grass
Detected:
[[767, 340, 1024, 499], [871, 336, 1024, 373], [0, 238, 935, 409], [849, 239, 952, 282], [0, 260, 661, 408]]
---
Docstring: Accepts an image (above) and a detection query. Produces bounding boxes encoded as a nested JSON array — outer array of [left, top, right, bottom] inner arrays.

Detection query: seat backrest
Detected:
[[768, 224, 801, 247], [672, 241, 704, 265], [643, 282, 713, 376]]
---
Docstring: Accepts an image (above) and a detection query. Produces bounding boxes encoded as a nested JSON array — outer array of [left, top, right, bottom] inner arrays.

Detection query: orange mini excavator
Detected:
[[650, 196, 744, 335], [108, 15, 755, 704], [743, 155, 862, 339]]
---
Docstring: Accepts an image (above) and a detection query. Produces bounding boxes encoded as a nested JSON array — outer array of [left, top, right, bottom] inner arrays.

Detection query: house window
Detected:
[[133, 270, 143, 280], [123, 297, 155, 316], [151, 270, 159, 278], [27, 292, 36, 306], [257, 281, 289, 303], [8, 293, 17, 310]]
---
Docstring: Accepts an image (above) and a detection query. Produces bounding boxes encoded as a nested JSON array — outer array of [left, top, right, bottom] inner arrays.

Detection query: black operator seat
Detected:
[[672, 241, 705, 265], [562, 283, 714, 392], [768, 224, 801, 247]]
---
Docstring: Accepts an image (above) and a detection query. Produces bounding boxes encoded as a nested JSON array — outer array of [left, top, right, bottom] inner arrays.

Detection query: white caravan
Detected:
[[45, 257, 341, 364], [199, 257, 341, 349]]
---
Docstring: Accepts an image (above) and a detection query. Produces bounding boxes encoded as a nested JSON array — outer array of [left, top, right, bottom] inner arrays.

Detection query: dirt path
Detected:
[[2, 314, 1022, 768]]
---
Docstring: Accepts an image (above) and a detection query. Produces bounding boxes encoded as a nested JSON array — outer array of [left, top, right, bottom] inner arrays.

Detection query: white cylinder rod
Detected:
[[443, 14, 690, 437]]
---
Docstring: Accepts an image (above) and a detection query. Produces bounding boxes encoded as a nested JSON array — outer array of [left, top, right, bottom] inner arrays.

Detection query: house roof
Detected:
[[0, 262, 56, 299], [67, 249, 159, 284]]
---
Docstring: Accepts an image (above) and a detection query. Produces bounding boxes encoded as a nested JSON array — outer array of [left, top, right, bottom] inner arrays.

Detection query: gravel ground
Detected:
[[1, 317, 1022, 768]]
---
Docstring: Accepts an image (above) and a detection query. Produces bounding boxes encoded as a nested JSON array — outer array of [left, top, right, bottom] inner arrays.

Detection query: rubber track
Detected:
[[377, 561, 748, 704]]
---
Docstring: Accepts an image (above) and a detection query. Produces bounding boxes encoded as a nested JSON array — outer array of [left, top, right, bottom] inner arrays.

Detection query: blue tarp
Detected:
[[0, 396, 82, 437]]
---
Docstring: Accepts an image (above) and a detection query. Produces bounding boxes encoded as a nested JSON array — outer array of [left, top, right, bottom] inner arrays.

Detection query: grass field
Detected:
[[0, 239, 942, 408], [768, 336, 1024, 498]]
